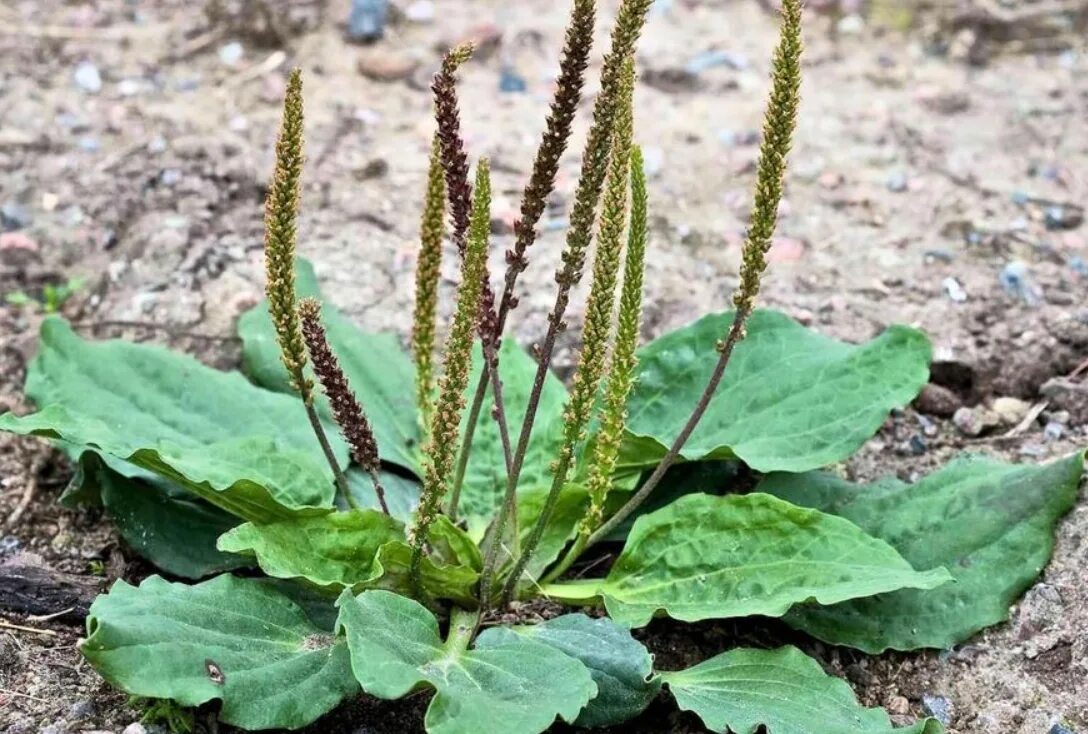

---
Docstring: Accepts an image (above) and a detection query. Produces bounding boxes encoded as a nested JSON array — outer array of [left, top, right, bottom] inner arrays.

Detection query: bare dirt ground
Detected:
[[0, 0, 1086, 732]]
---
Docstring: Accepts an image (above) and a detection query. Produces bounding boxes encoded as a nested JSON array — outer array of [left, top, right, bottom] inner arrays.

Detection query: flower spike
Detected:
[[411, 135, 447, 429], [410, 158, 493, 589]]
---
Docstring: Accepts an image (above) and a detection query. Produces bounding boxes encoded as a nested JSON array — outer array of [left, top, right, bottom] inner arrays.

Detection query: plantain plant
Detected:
[[3, 1, 1085, 732]]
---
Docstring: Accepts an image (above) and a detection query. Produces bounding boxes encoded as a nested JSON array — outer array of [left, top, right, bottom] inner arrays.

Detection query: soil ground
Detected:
[[1, 0, 1086, 732]]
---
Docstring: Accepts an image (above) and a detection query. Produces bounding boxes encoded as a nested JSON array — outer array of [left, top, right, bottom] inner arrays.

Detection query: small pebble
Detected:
[[1043, 421, 1064, 441], [218, 41, 244, 66], [991, 396, 1031, 426], [1, 201, 31, 231], [70, 699, 96, 719], [887, 696, 910, 716], [78, 136, 101, 152], [1044, 204, 1084, 231], [942, 277, 967, 303], [685, 49, 748, 74], [74, 60, 102, 93], [886, 171, 908, 192], [348, 0, 388, 42], [1069, 256, 1087, 278], [1000, 260, 1042, 306], [914, 383, 962, 417], [404, 0, 435, 23], [123, 723, 149, 734], [922, 694, 953, 727], [1048, 725, 1075, 734], [499, 66, 527, 93], [953, 405, 1000, 437], [837, 13, 865, 35]]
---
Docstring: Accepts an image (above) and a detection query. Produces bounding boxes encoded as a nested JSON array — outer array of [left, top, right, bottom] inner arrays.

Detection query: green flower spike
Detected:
[[410, 158, 493, 591]]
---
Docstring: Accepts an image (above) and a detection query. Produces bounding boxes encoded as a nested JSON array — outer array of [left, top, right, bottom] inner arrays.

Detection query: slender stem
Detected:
[[367, 467, 390, 515], [586, 306, 754, 547], [302, 398, 356, 510], [448, 340, 514, 521], [447, 376, 486, 520]]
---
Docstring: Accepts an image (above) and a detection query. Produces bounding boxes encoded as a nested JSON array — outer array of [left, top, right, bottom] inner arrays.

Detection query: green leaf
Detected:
[[217, 511, 480, 605], [621, 310, 931, 473], [761, 451, 1087, 652], [346, 467, 420, 521], [92, 457, 247, 579], [506, 614, 661, 728], [82, 575, 357, 731], [336, 590, 596, 734], [560, 493, 950, 628], [661, 646, 943, 734], [238, 258, 421, 473], [459, 340, 568, 523], [0, 318, 345, 523]]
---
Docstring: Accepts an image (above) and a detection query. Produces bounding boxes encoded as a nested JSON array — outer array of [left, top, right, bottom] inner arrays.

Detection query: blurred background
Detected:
[[0, 1, 1086, 732]]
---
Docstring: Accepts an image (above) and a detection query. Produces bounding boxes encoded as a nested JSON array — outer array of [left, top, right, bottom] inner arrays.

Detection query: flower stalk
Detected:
[[263, 68, 350, 506], [298, 298, 386, 514], [499, 57, 638, 604], [477, 0, 653, 609], [410, 159, 493, 591], [584, 0, 804, 549], [454, 0, 596, 527], [411, 136, 447, 433]]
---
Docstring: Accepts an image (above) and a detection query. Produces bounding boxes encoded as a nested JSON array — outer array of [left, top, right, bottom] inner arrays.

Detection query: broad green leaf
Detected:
[[218, 511, 479, 605], [555, 493, 950, 628], [0, 318, 345, 522], [91, 457, 247, 579], [621, 310, 931, 473], [238, 258, 421, 472], [83, 575, 357, 731], [506, 613, 661, 727], [346, 467, 420, 521], [661, 646, 943, 734], [761, 451, 1086, 652], [459, 340, 568, 523], [336, 590, 596, 734]]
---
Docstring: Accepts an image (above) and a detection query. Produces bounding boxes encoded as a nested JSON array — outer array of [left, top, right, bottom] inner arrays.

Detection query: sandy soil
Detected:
[[0, 0, 1086, 732]]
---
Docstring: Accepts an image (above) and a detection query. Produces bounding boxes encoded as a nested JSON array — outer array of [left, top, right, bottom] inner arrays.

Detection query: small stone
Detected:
[[837, 13, 865, 35], [922, 694, 953, 727], [499, 66, 527, 93], [123, 723, 149, 734], [886, 171, 908, 192], [78, 135, 101, 152], [1048, 725, 1075, 734], [914, 383, 962, 417], [887, 696, 910, 716], [942, 277, 967, 303], [991, 396, 1031, 426], [348, 0, 388, 42], [357, 51, 418, 83], [1000, 260, 1042, 306], [218, 41, 244, 66], [74, 60, 102, 93], [1044, 421, 1064, 441], [1044, 204, 1084, 231], [953, 405, 1000, 437], [1040, 378, 1088, 424], [404, 0, 435, 23], [70, 699, 96, 719], [1, 201, 31, 231], [685, 49, 749, 74]]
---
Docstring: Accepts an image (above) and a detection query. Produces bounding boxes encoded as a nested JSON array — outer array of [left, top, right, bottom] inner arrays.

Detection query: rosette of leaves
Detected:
[[2, 1, 1084, 732]]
